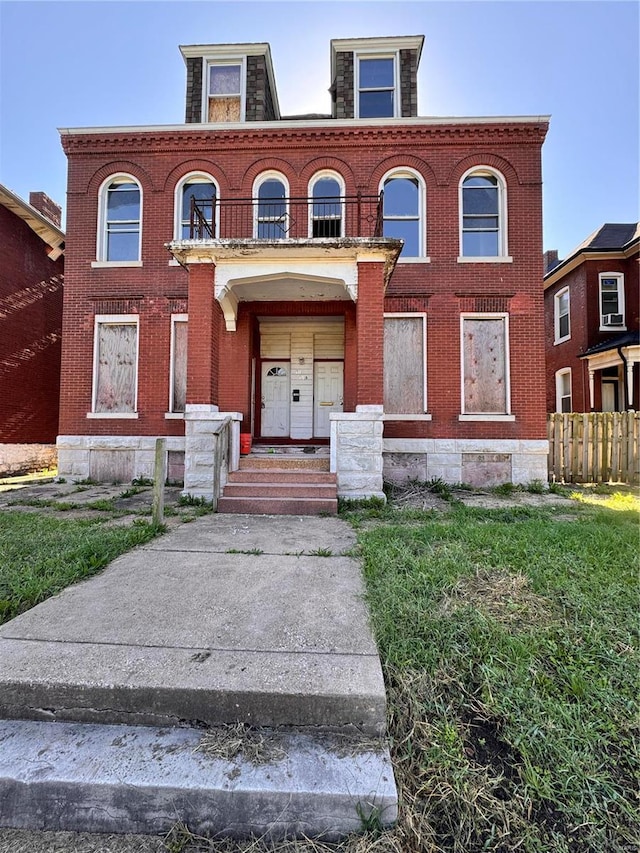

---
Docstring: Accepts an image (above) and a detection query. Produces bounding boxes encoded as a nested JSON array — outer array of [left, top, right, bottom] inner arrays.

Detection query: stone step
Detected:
[[229, 469, 336, 484], [217, 496, 337, 515], [223, 482, 337, 499], [239, 456, 330, 471], [0, 719, 397, 839]]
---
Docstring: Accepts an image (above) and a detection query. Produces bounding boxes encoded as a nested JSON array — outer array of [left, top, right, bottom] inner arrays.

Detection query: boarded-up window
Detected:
[[207, 63, 242, 122], [384, 315, 426, 413], [94, 321, 138, 413], [171, 319, 188, 412], [462, 317, 508, 414]]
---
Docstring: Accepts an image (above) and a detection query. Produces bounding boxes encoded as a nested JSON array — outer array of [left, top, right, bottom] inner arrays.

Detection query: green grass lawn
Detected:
[[0, 512, 160, 624], [0, 490, 637, 853], [342, 491, 639, 853]]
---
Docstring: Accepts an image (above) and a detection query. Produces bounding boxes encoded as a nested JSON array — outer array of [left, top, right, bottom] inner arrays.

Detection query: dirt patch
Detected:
[[438, 567, 557, 630], [454, 491, 573, 510]]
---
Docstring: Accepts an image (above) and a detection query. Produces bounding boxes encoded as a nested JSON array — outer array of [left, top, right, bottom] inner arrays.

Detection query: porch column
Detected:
[[184, 262, 224, 499], [355, 261, 385, 405], [186, 263, 219, 406], [626, 359, 634, 408], [588, 368, 595, 411]]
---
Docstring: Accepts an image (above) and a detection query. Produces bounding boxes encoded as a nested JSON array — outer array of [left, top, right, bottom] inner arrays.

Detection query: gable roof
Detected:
[[544, 222, 639, 289], [0, 184, 65, 260]]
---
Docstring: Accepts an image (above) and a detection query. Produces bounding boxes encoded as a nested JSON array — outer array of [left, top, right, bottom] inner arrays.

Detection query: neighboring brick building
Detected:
[[58, 36, 550, 498], [0, 185, 65, 475], [544, 224, 639, 413]]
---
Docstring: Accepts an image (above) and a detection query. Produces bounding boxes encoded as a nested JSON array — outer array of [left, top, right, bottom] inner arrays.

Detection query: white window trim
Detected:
[[458, 166, 509, 261], [554, 286, 571, 344], [555, 368, 572, 413], [598, 272, 626, 331], [384, 312, 428, 415], [252, 171, 290, 238], [379, 167, 427, 259], [202, 56, 246, 123], [355, 50, 400, 119], [90, 314, 139, 418], [167, 313, 188, 416], [96, 174, 142, 264], [459, 312, 512, 418], [307, 170, 345, 238], [174, 172, 219, 240]]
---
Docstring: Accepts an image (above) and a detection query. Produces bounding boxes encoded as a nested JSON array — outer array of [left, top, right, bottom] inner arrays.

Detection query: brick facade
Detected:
[[58, 36, 550, 490], [544, 250, 639, 412], [0, 196, 64, 446]]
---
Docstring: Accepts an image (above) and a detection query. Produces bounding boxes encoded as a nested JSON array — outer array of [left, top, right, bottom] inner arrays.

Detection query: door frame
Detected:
[[313, 358, 344, 438], [255, 358, 291, 439]]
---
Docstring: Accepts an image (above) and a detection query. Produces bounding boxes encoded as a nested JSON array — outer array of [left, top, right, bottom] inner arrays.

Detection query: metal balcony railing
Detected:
[[188, 193, 384, 241]]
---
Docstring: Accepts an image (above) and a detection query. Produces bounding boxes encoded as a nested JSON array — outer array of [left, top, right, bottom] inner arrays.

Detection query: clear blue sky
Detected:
[[0, 0, 637, 257]]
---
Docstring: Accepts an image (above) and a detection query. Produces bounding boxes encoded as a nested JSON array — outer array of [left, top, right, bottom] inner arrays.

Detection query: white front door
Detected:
[[314, 362, 343, 437], [261, 362, 290, 437]]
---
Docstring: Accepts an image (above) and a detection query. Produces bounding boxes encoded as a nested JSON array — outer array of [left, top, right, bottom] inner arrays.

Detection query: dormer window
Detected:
[[331, 36, 423, 120], [357, 56, 396, 118], [206, 61, 243, 122]]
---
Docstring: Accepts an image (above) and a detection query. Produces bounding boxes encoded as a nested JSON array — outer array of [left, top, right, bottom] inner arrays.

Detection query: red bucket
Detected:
[[240, 433, 252, 455]]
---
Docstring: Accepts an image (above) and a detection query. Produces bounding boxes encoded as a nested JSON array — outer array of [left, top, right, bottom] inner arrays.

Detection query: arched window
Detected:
[[175, 174, 218, 239], [381, 169, 425, 258], [253, 173, 289, 238], [309, 172, 344, 238], [98, 175, 141, 262], [460, 168, 507, 258]]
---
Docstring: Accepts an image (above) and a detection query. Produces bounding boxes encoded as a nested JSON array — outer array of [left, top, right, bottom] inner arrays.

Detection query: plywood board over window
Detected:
[[384, 314, 426, 413], [462, 316, 508, 414], [208, 97, 241, 122], [171, 320, 188, 412], [95, 322, 138, 413]]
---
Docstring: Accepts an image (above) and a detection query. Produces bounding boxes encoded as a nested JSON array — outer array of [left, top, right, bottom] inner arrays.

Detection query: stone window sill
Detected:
[[86, 412, 139, 419]]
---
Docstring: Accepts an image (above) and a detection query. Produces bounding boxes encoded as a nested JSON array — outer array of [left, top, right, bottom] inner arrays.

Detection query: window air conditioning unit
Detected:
[[603, 313, 624, 326]]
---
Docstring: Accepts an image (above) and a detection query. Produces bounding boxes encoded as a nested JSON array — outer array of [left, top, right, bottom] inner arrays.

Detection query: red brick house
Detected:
[[544, 224, 639, 413], [0, 185, 65, 476], [57, 36, 550, 501]]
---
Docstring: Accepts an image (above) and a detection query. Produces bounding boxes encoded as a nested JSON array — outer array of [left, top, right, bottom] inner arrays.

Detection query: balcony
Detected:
[[187, 193, 383, 241]]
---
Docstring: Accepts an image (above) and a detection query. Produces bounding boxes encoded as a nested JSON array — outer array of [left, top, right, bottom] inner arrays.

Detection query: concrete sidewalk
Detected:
[[0, 512, 396, 839]]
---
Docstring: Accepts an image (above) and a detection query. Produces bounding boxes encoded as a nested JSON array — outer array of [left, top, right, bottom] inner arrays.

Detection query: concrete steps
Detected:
[[0, 515, 396, 838], [0, 719, 397, 839], [218, 453, 338, 515]]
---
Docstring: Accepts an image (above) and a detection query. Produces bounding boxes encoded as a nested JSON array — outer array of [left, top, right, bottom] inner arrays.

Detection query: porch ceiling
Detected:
[[217, 271, 353, 330], [228, 272, 351, 303], [166, 237, 401, 332]]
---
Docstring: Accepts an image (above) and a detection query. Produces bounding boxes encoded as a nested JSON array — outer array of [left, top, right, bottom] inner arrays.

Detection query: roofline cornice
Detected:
[[59, 115, 550, 156], [59, 114, 549, 137]]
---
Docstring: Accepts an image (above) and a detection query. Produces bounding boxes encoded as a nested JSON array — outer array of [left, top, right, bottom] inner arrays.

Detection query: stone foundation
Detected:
[[383, 439, 549, 487], [57, 436, 187, 484], [0, 444, 58, 478]]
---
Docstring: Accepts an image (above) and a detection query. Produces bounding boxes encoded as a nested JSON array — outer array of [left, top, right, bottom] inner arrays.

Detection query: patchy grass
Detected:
[[354, 498, 639, 853], [1, 488, 637, 853], [0, 512, 161, 624]]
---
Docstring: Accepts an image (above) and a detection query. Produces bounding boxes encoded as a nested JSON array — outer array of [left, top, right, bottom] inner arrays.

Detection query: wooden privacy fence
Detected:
[[548, 412, 640, 484]]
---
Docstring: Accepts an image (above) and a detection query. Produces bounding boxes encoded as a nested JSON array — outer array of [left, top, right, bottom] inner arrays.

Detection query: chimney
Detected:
[[544, 249, 560, 274], [29, 192, 62, 228]]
